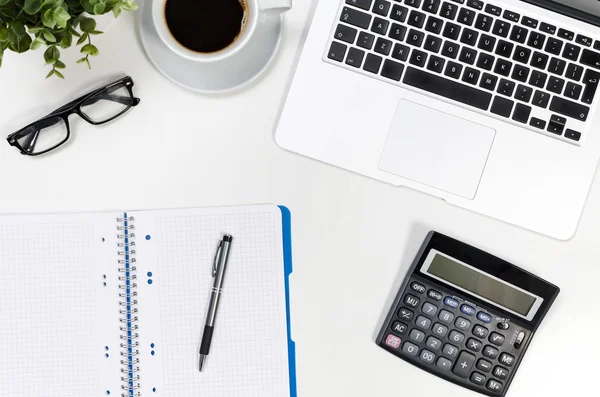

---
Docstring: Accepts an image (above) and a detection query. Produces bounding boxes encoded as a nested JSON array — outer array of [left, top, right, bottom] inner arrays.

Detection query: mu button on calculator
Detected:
[[377, 232, 559, 397]]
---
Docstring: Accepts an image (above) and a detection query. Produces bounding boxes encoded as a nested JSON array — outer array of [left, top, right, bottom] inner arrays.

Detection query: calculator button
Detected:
[[436, 357, 453, 371], [398, 307, 414, 320], [487, 379, 503, 393], [411, 281, 426, 293], [438, 309, 455, 323], [473, 325, 489, 338], [404, 294, 420, 308], [422, 302, 438, 316], [420, 349, 436, 364], [391, 321, 408, 334], [455, 317, 471, 330], [416, 315, 432, 330], [493, 366, 509, 380], [483, 345, 499, 359], [442, 343, 459, 358], [499, 352, 515, 367], [477, 311, 493, 323], [444, 296, 459, 308], [410, 329, 426, 342], [476, 358, 493, 373], [466, 338, 483, 352], [402, 341, 420, 356], [432, 323, 448, 337], [426, 336, 442, 351], [452, 351, 476, 378], [385, 334, 402, 348], [460, 304, 476, 316], [427, 289, 443, 301], [489, 332, 505, 346], [470, 372, 486, 386], [449, 330, 465, 344]]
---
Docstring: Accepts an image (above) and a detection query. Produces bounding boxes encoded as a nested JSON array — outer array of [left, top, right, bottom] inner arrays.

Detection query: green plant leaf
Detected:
[[53, 6, 71, 28], [11, 21, 26, 39], [30, 38, 43, 49], [93, 3, 105, 14], [89, 29, 103, 35], [68, 26, 81, 37], [0, 0, 11, 6], [54, 69, 65, 78], [79, 16, 96, 32], [54, 59, 65, 69], [0, 27, 8, 42], [42, 30, 56, 42], [76, 57, 86, 63], [12, 33, 32, 53], [121, 0, 138, 11], [24, 0, 44, 14], [43, 45, 59, 63], [46, 69, 55, 78], [28, 27, 45, 34], [81, 43, 98, 56], [59, 32, 72, 48], [76, 31, 87, 45], [112, 4, 122, 18], [42, 8, 55, 28]]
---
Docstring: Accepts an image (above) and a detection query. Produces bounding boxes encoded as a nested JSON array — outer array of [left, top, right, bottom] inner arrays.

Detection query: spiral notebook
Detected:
[[0, 204, 296, 397]]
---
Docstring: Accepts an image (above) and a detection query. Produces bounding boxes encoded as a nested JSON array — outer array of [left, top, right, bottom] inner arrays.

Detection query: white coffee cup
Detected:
[[151, 0, 291, 63]]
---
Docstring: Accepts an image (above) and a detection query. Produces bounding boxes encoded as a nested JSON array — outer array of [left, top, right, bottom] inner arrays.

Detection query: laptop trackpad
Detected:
[[378, 100, 495, 199]]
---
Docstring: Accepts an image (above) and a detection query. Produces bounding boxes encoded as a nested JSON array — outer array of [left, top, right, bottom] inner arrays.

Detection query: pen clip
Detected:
[[212, 241, 222, 277]]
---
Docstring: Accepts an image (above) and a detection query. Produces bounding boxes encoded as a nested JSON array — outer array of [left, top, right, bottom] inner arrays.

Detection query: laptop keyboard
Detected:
[[325, 0, 600, 144]]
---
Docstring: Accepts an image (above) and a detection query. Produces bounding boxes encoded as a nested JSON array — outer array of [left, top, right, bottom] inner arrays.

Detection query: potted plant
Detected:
[[0, 0, 137, 78]]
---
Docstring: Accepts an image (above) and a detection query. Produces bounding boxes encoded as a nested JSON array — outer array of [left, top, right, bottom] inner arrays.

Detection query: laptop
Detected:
[[276, 0, 600, 239]]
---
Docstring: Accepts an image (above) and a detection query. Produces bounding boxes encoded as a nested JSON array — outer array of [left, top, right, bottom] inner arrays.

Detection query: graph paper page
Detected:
[[133, 205, 291, 397]]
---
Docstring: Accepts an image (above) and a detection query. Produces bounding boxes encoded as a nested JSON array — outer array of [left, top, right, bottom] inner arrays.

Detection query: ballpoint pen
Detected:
[[199, 234, 233, 371]]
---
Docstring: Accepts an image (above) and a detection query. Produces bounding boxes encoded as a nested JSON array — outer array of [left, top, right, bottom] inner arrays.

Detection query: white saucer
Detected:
[[138, 2, 283, 94]]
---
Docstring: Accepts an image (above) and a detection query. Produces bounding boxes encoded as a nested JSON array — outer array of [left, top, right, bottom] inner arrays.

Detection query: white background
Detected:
[[0, 0, 598, 396]]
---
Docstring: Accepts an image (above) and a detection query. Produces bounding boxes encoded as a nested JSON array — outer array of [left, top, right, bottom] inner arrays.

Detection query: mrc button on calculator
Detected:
[[377, 232, 559, 397]]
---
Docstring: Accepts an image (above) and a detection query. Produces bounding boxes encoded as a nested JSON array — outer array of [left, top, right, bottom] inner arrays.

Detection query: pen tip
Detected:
[[199, 355, 206, 372], [223, 234, 233, 242]]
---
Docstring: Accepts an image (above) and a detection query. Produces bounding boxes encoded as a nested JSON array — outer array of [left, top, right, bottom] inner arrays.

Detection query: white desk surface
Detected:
[[0, 1, 598, 396]]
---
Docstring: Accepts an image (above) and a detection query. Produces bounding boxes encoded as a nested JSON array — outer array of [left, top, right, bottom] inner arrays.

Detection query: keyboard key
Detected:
[[595, 41, 600, 50], [511, 64, 529, 82], [476, 53, 494, 70], [513, 45, 531, 63], [476, 358, 493, 373], [483, 345, 500, 359], [452, 351, 476, 378], [415, 314, 433, 330], [459, 47, 478, 65], [477, 312, 493, 324], [460, 28, 479, 46], [494, 58, 512, 76], [328, 41, 347, 62], [371, 17, 390, 34], [509, 26, 528, 44], [548, 114, 567, 134], [381, 59, 405, 80], [479, 72, 497, 90], [420, 349, 436, 364], [492, 20, 511, 37], [426, 335, 443, 351], [562, 44, 581, 61], [424, 35, 443, 52], [580, 49, 600, 70], [549, 57, 566, 75], [564, 64, 582, 82], [473, 325, 489, 338], [410, 328, 426, 342], [363, 53, 383, 73], [487, 380, 503, 393], [408, 10, 427, 28], [532, 90, 550, 108], [341, 7, 372, 29], [346, 47, 366, 67], [437, 357, 453, 371], [357, 31, 376, 49], [440, 1, 458, 19], [375, 37, 393, 55], [503, 9, 519, 22], [529, 71, 547, 88], [443, 343, 459, 358], [484, 3, 501, 16], [410, 49, 428, 66], [582, 69, 600, 104], [530, 51, 548, 70], [427, 55, 446, 72], [335, 24, 358, 44], [565, 129, 581, 141], [545, 38, 563, 55], [443, 22, 461, 40], [346, 0, 373, 10], [512, 103, 531, 123], [403, 66, 492, 109], [521, 15, 537, 28], [467, 0, 483, 10], [441, 41, 460, 58], [422, 0, 441, 13], [392, 43, 410, 60], [455, 317, 471, 330], [449, 330, 466, 344], [426, 16, 444, 33], [540, 22, 556, 34], [471, 372, 487, 386], [489, 332, 506, 346], [558, 28, 574, 41], [576, 34, 592, 47], [427, 289, 443, 301], [389, 23, 408, 41], [550, 96, 590, 121], [406, 29, 425, 46], [547, 76, 565, 94], [391, 4, 409, 22], [466, 337, 483, 352], [373, 0, 391, 16], [515, 84, 533, 102], [478, 34, 496, 52], [530, 117, 546, 129], [402, 341, 420, 356], [405, 0, 421, 8], [457, 8, 476, 26], [445, 61, 463, 78], [497, 79, 515, 96], [527, 32, 545, 50], [474, 14, 493, 32], [495, 40, 513, 57]]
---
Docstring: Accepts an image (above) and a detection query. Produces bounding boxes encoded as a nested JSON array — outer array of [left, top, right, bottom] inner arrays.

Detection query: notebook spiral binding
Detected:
[[117, 214, 141, 397]]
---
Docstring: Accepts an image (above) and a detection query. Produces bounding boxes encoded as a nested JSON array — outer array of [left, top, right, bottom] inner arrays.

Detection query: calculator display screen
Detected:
[[421, 250, 543, 320]]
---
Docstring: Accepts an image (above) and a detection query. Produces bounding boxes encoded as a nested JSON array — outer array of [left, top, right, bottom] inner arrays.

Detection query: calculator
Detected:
[[376, 232, 559, 397]]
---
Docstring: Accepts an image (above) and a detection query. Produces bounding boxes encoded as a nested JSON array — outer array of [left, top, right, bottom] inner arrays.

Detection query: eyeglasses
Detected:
[[6, 76, 140, 156]]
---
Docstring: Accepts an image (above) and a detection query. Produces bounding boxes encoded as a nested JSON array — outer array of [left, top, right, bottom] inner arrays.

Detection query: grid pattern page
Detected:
[[149, 206, 289, 397], [0, 215, 103, 396]]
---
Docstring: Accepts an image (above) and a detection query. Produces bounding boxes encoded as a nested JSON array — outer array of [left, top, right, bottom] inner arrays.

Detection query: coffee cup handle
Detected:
[[258, 0, 292, 11]]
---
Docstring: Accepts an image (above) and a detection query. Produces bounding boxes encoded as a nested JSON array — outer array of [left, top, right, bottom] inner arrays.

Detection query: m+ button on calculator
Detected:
[[377, 232, 559, 397]]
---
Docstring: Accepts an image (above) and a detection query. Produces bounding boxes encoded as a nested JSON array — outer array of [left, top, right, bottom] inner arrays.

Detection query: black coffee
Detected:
[[165, 0, 247, 53]]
